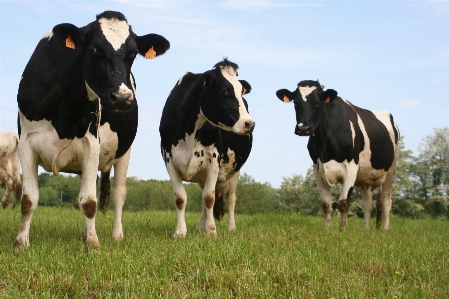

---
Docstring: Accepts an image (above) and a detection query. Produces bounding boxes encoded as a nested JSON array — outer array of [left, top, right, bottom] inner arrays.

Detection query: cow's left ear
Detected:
[[320, 89, 338, 103], [53, 23, 85, 50], [239, 80, 251, 95], [136, 34, 170, 59], [276, 89, 295, 103]]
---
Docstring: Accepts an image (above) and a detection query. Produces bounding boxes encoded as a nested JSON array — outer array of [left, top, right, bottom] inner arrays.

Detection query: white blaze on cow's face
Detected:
[[98, 17, 130, 51], [220, 66, 254, 135], [299, 86, 317, 102]]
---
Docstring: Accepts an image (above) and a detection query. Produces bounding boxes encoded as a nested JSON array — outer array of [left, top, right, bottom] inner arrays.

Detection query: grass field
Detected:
[[1, 207, 448, 298]]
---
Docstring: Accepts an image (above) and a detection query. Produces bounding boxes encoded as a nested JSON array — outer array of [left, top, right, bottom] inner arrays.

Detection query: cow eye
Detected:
[[222, 88, 228, 95], [91, 47, 97, 53]]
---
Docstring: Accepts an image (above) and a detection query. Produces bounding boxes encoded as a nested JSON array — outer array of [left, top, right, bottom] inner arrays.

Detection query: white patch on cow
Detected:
[[298, 123, 304, 127], [219, 66, 254, 134], [41, 30, 53, 40], [317, 158, 358, 188], [129, 74, 137, 99], [349, 120, 355, 148], [98, 17, 130, 51], [372, 110, 397, 146], [177, 72, 191, 85], [98, 122, 119, 172], [85, 81, 99, 101], [0, 132, 22, 208], [298, 86, 317, 102]]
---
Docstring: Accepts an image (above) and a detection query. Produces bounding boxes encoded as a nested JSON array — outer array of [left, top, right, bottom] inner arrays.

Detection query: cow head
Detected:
[[52, 11, 170, 111], [199, 59, 255, 135], [276, 80, 337, 136]]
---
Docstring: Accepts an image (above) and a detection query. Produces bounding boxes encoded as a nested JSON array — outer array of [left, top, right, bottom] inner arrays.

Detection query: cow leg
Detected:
[[225, 171, 240, 231], [111, 148, 131, 241], [380, 162, 396, 230], [79, 135, 100, 250], [14, 143, 39, 251], [11, 151, 23, 208], [313, 167, 333, 229], [360, 185, 373, 229], [166, 160, 188, 238], [0, 173, 13, 209], [338, 185, 354, 229], [199, 163, 220, 237]]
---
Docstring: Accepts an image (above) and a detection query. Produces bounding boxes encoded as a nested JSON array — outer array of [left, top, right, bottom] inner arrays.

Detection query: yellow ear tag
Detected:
[[144, 46, 157, 59], [324, 97, 331, 103], [283, 95, 290, 103], [66, 35, 75, 49], [243, 88, 247, 95]]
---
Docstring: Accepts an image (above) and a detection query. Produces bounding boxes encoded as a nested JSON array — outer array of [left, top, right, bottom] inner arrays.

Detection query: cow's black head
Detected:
[[52, 11, 170, 111], [276, 80, 337, 136], [199, 59, 255, 135]]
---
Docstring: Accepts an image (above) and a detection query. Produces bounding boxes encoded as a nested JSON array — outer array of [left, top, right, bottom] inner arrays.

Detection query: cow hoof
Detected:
[[13, 239, 28, 253], [112, 234, 124, 242], [2, 201, 8, 209], [206, 230, 218, 237], [85, 239, 100, 251], [173, 231, 187, 238]]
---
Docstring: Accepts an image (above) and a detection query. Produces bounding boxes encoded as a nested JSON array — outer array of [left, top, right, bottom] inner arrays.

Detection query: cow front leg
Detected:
[[199, 164, 219, 237], [79, 135, 100, 250], [111, 148, 131, 241], [360, 185, 373, 229], [338, 186, 354, 229], [13, 143, 38, 251], [314, 167, 333, 229]]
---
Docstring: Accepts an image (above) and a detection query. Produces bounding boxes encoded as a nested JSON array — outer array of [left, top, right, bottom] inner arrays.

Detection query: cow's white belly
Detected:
[[317, 158, 388, 188], [170, 133, 219, 183], [19, 112, 119, 175]]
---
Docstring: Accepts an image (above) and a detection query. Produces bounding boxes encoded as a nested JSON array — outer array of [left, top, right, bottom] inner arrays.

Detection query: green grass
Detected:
[[1, 207, 448, 298]]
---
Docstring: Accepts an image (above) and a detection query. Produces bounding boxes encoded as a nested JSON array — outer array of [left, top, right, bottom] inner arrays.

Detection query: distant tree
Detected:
[[235, 173, 275, 214]]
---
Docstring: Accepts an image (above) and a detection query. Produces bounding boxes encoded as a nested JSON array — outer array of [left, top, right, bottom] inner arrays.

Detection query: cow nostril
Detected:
[[245, 121, 255, 132], [111, 91, 131, 103]]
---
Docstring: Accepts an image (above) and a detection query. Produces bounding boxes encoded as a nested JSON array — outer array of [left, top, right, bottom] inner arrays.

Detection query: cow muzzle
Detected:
[[244, 121, 256, 134], [110, 91, 133, 110], [295, 124, 311, 136]]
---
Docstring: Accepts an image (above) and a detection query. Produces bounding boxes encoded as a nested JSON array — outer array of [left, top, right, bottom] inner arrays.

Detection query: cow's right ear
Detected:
[[52, 23, 85, 50], [201, 71, 215, 88], [276, 89, 294, 103], [136, 34, 170, 59]]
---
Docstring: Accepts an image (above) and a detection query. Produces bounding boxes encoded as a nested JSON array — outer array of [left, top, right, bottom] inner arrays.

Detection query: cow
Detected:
[[160, 59, 255, 237], [0, 132, 22, 209], [14, 11, 170, 251], [276, 80, 399, 230]]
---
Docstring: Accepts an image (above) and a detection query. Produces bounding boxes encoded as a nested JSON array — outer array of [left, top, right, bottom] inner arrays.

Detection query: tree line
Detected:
[[1, 127, 448, 219]]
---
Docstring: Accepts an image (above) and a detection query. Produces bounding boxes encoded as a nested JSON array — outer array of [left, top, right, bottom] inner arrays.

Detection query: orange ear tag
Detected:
[[283, 95, 290, 103], [66, 35, 75, 49], [243, 88, 247, 95], [324, 97, 331, 103], [203, 79, 207, 86], [144, 46, 157, 59]]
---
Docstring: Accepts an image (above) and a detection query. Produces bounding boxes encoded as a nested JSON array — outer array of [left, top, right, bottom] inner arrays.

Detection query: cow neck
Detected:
[[312, 100, 334, 161]]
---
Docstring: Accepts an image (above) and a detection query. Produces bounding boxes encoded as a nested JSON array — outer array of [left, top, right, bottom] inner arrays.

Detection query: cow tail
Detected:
[[99, 170, 111, 213], [213, 192, 225, 221], [376, 185, 383, 229]]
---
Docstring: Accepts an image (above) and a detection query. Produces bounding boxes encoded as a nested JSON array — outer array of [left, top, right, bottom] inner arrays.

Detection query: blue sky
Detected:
[[1, 0, 448, 188]]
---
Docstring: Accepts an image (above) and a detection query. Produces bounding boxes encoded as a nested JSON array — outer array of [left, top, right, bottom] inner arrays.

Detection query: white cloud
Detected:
[[394, 100, 422, 109]]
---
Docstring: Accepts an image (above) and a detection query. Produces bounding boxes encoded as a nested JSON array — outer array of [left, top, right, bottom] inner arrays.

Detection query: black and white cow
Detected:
[[276, 80, 399, 230], [14, 11, 169, 251], [160, 59, 255, 237], [0, 132, 22, 209]]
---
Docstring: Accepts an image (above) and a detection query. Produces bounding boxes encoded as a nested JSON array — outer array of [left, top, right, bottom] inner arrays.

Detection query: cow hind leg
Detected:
[[225, 172, 239, 231], [360, 185, 373, 229], [376, 186, 383, 229], [166, 161, 188, 238], [1, 175, 13, 209], [12, 178, 23, 208], [14, 145, 39, 252], [338, 187, 354, 229]]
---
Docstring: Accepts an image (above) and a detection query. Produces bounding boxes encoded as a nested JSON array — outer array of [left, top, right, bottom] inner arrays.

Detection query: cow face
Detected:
[[276, 80, 337, 136], [199, 62, 255, 135], [54, 11, 169, 111]]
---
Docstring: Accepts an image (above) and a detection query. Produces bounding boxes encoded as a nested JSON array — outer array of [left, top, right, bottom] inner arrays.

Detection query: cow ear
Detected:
[[136, 33, 170, 59], [53, 23, 85, 50], [201, 71, 215, 88], [321, 89, 338, 103], [276, 89, 294, 103], [239, 80, 252, 95]]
